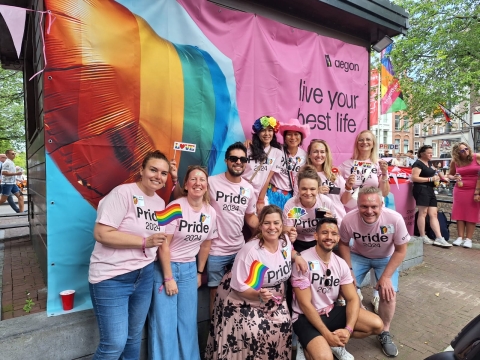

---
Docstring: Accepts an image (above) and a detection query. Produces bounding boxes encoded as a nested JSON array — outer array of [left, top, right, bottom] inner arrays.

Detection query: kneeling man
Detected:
[[291, 217, 383, 360]]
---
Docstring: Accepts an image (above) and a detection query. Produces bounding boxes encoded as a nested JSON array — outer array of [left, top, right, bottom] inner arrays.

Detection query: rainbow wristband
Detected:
[[345, 325, 353, 335]]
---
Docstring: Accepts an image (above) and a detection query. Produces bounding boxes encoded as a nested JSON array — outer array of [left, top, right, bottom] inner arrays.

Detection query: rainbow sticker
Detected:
[[380, 226, 388, 234], [155, 204, 183, 226], [287, 207, 307, 219], [281, 249, 287, 259], [244, 260, 269, 291], [308, 262, 315, 270]]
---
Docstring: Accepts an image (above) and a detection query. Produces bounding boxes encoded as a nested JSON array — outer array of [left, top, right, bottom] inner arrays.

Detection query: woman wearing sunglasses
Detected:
[[148, 165, 217, 359], [447, 142, 480, 248], [267, 118, 311, 210], [294, 139, 354, 225], [205, 205, 307, 360], [242, 116, 284, 212], [283, 165, 336, 253]]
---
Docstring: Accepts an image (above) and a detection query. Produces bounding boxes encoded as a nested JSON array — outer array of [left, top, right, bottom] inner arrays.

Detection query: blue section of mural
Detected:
[[46, 154, 97, 315]]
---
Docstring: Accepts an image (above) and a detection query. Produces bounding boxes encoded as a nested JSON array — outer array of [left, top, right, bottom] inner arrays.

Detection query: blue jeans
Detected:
[[351, 252, 399, 292], [207, 253, 236, 287], [0, 184, 19, 212], [148, 261, 200, 360], [89, 262, 154, 360]]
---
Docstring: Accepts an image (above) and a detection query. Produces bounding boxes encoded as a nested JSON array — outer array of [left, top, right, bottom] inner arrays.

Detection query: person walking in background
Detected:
[[405, 150, 416, 167], [411, 145, 452, 248], [0, 150, 24, 213], [338, 187, 410, 358], [448, 142, 480, 249], [0, 153, 21, 213], [148, 165, 217, 360], [242, 116, 283, 213], [89, 150, 173, 360]]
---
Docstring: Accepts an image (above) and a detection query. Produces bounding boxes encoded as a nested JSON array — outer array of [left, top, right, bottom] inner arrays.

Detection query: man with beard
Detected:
[[207, 142, 258, 313], [291, 218, 383, 360], [338, 186, 409, 357]]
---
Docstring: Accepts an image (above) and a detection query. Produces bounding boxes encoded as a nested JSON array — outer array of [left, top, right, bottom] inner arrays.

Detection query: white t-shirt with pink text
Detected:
[[283, 195, 336, 242], [293, 171, 347, 224], [231, 237, 292, 292], [89, 183, 165, 284], [242, 146, 283, 200], [271, 148, 307, 191], [339, 207, 410, 258], [290, 247, 353, 323], [208, 173, 256, 256], [165, 197, 218, 263]]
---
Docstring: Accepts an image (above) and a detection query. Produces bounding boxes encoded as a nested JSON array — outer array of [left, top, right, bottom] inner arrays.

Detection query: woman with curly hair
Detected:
[[242, 116, 283, 212], [448, 142, 480, 248], [205, 205, 307, 360]]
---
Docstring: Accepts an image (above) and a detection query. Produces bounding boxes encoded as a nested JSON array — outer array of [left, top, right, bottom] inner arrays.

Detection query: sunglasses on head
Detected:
[[227, 155, 248, 163], [325, 268, 331, 277]]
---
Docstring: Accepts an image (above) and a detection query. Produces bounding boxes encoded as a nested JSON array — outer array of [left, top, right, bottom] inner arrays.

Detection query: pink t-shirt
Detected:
[[208, 173, 256, 256], [339, 208, 410, 258], [165, 197, 218, 263], [242, 146, 283, 200], [339, 159, 382, 210], [293, 171, 347, 224], [271, 147, 308, 191], [290, 247, 353, 323], [231, 237, 292, 292], [89, 183, 165, 284], [283, 195, 336, 242]]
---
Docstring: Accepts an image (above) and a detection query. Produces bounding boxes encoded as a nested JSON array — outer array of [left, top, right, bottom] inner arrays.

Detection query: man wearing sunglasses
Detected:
[[291, 217, 383, 360], [207, 142, 259, 313], [338, 186, 409, 357], [0, 150, 24, 213]]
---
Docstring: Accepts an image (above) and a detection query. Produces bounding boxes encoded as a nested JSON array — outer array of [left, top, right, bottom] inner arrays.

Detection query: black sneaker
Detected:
[[378, 331, 398, 357]]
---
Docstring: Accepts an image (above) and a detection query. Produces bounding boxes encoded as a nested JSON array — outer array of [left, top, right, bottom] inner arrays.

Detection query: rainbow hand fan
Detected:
[[155, 204, 182, 226], [287, 207, 307, 219], [244, 260, 269, 291]]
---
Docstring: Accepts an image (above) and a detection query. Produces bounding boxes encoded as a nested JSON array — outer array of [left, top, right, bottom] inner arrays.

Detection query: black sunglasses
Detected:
[[227, 155, 248, 164]]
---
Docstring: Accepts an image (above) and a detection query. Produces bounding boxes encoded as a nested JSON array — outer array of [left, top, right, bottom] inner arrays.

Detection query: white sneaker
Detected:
[[296, 342, 307, 360], [331, 346, 354, 360], [463, 239, 473, 248], [433, 237, 453, 248], [357, 288, 366, 309], [371, 295, 380, 314], [452, 237, 464, 246], [420, 235, 434, 245]]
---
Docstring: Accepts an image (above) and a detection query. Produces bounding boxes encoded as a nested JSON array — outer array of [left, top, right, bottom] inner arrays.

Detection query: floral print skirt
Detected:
[[205, 271, 292, 360]]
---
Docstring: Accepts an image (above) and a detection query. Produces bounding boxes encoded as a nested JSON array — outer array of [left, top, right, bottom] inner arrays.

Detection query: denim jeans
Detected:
[[89, 262, 154, 360], [148, 261, 200, 360], [351, 252, 399, 291], [0, 185, 19, 212]]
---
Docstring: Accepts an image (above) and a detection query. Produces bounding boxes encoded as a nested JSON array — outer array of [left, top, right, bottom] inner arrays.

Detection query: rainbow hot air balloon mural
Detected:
[[44, 0, 241, 207]]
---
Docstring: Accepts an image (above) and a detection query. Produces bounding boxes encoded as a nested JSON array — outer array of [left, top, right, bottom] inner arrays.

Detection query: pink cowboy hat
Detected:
[[278, 118, 311, 139]]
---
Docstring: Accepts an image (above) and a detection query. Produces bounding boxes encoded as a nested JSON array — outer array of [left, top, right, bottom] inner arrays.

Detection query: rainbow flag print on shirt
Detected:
[[155, 204, 183, 226], [244, 260, 269, 291]]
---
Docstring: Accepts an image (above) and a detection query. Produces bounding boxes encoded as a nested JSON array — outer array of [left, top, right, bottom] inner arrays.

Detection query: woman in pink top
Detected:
[[205, 205, 307, 360], [242, 116, 283, 212], [339, 130, 390, 211], [448, 142, 480, 248], [89, 150, 174, 360], [148, 165, 217, 359], [268, 118, 310, 210]]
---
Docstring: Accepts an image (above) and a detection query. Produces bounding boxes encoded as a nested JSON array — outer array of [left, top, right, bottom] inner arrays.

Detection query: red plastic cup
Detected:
[[60, 290, 75, 311]]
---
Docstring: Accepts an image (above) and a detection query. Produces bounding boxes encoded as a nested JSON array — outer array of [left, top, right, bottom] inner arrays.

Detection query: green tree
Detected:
[[389, 0, 480, 124], [0, 67, 25, 150]]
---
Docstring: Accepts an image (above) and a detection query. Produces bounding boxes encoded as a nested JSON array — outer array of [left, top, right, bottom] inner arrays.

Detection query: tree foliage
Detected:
[[390, 0, 480, 124], [0, 67, 25, 150]]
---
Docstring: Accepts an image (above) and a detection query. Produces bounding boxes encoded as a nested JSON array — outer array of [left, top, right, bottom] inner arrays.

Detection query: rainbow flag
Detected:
[[380, 44, 407, 114], [244, 260, 269, 291], [155, 204, 182, 226]]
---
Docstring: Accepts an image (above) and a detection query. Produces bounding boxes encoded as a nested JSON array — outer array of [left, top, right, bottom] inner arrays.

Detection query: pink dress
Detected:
[[452, 154, 480, 223]]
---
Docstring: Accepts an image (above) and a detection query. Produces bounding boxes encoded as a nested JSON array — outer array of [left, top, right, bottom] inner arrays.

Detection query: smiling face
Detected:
[[260, 212, 283, 243], [258, 127, 274, 146], [225, 148, 247, 177], [298, 178, 319, 206], [357, 192, 383, 224], [356, 132, 374, 153], [314, 222, 339, 252], [184, 168, 208, 200], [284, 131, 302, 149], [308, 142, 326, 169], [139, 158, 170, 195]]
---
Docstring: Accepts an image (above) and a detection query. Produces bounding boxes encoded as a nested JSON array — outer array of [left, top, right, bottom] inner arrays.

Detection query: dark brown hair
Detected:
[[141, 150, 170, 170], [255, 205, 288, 248], [297, 164, 321, 189]]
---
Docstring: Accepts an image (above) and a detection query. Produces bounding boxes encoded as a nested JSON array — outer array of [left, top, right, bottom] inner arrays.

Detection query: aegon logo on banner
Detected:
[[325, 55, 359, 72]]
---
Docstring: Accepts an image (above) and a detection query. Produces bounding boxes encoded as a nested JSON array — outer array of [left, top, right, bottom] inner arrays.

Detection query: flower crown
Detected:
[[252, 116, 280, 133]]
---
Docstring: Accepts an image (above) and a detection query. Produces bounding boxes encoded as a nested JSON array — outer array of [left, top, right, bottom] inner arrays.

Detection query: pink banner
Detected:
[[178, 0, 369, 164]]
